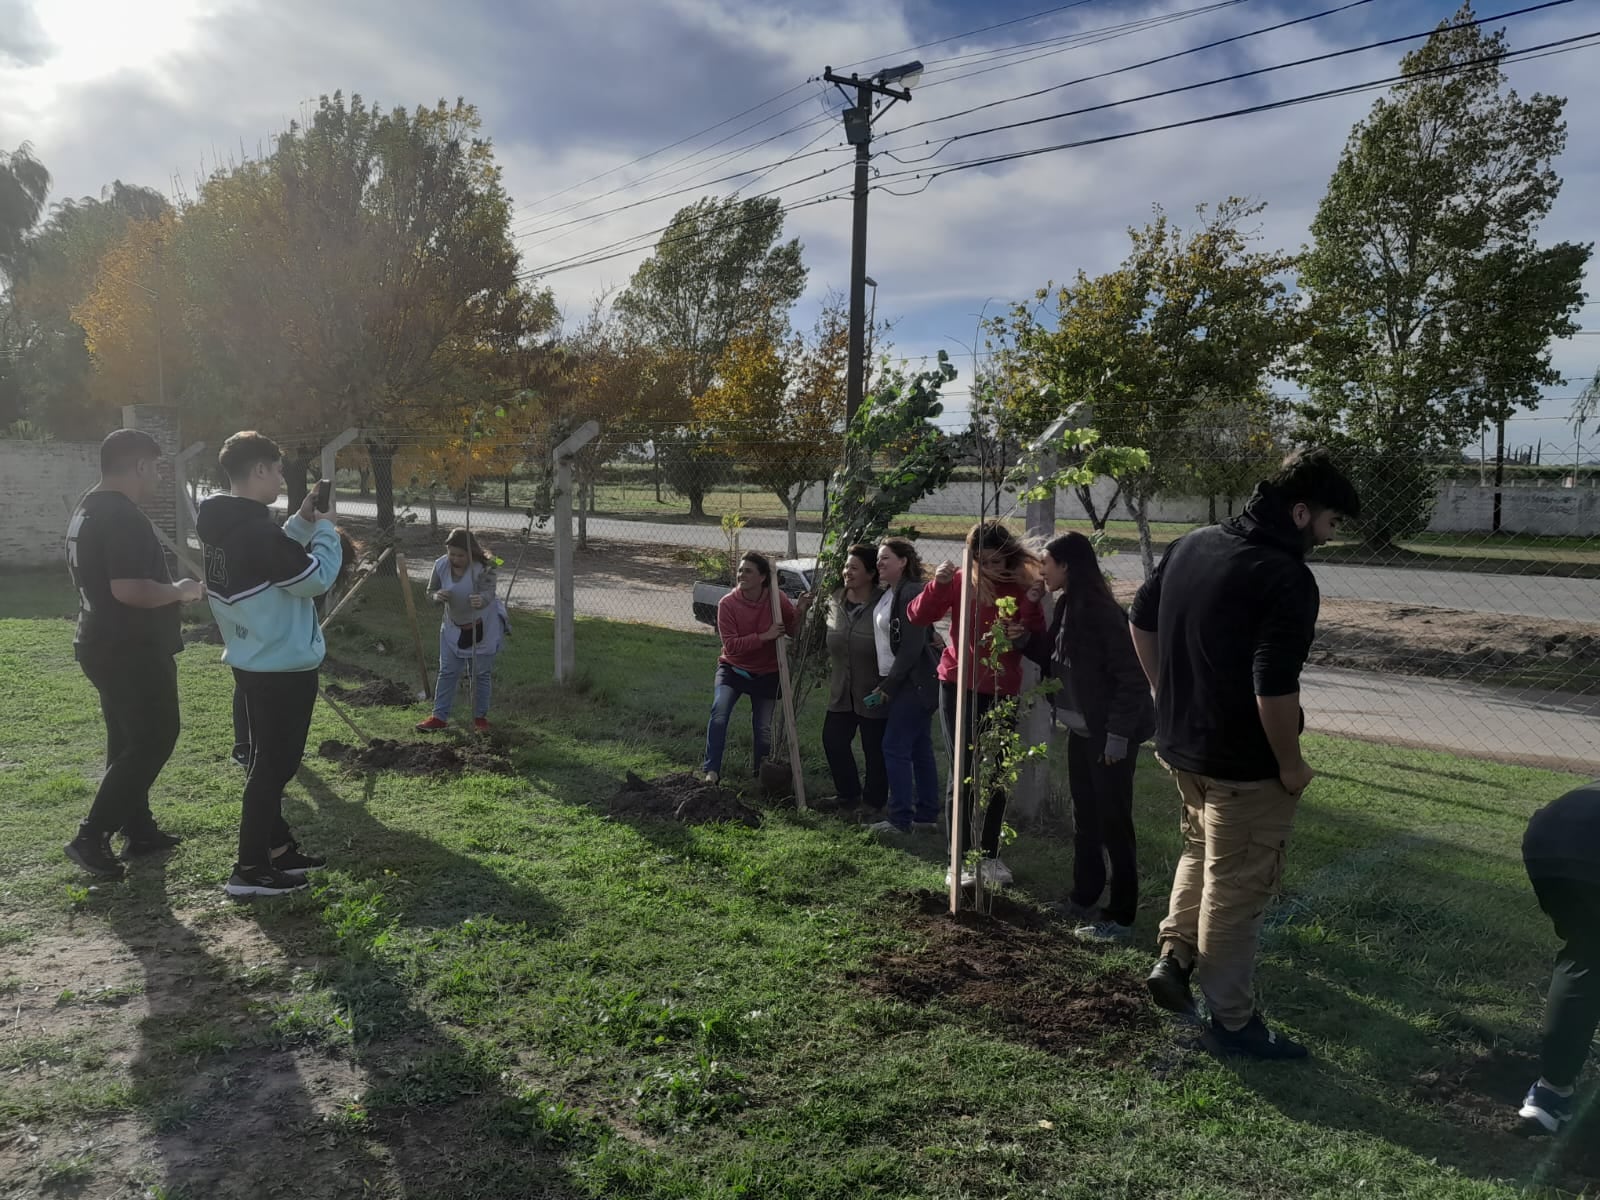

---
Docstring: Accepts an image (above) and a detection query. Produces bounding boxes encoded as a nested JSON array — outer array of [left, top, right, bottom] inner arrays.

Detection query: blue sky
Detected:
[[2, 0, 1595, 459]]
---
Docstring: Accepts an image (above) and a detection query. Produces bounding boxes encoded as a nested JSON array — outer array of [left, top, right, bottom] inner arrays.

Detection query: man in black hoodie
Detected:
[[1129, 449, 1359, 1060]]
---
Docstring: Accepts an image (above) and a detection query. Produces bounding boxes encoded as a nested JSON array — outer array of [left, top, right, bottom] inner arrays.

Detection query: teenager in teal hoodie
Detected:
[[197, 432, 341, 898]]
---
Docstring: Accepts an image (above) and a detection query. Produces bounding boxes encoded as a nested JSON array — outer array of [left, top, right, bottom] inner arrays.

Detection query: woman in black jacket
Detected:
[[866, 538, 941, 835], [1023, 532, 1156, 940]]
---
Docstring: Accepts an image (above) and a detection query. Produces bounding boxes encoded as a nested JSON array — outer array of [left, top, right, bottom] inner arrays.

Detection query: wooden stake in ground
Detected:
[[320, 687, 374, 744], [769, 581, 807, 812], [151, 524, 204, 580], [319, 546, 395, 631], [394, 552, 432, 699], [949, 544, 976, 917]]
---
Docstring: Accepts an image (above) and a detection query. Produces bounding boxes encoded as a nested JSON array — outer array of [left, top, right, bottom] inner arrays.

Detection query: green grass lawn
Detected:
[[1, 570, 1596, 1198]]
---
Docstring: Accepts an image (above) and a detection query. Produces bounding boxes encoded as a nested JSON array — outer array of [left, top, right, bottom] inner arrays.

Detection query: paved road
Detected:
[[339, 494, 1600, 623], [399, 549, 1600, 774]]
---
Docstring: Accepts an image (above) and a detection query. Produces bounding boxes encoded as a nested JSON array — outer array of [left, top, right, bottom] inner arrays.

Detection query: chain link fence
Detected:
[[212, 428, 1600, 780]]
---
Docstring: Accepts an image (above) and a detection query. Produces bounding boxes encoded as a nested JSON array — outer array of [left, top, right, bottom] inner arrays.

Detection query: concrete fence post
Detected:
[[320, 428, 360, 516], [552, 421, 599, 683]]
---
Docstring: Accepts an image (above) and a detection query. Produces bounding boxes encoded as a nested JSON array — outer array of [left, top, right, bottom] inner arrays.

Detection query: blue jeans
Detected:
[[883, 688, 941, 830], [702, 664, 778, 777], [434, 651, 495, 719]]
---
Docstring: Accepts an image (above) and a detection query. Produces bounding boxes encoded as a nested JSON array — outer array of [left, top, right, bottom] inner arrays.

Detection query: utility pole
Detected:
[[821, 60, 921, 431]]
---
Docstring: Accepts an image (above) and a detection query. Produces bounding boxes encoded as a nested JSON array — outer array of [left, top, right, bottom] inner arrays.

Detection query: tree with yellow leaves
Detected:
[[72, 211, 194, 418], [695, 298, 850, 557]]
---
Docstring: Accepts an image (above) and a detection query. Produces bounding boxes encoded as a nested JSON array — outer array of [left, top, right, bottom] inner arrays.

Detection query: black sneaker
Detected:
[[1146, 954, 1196, 1016], [231, 747, 251, 769], [121, 828, 183, 858], [64, 825, 125, 880], [270, 845, 327, 876], [1518, 1081, 1573, 1135], [1209, 1012, 1309, 1061], [224, 865, 309, 898]]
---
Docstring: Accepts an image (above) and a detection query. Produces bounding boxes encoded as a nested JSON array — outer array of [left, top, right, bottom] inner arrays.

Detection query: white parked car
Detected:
[[692, 557, 816, 627]]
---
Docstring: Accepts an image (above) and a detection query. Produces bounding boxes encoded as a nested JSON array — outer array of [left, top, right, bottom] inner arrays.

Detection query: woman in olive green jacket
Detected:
[[822, 543, 886, 815]]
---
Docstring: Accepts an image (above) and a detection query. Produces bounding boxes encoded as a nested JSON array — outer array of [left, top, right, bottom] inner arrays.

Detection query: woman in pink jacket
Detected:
[[700, 551, 803, 784], [908, 521, 1046, 886]]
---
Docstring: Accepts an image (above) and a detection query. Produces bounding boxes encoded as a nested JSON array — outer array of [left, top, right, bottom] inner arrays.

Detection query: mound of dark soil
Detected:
[[325, 679, 416, 707], [608, 771, 761, 827], [856, 889, 1157, 1062], [182, 624, 224, 645], [317, 738, 512, 776]]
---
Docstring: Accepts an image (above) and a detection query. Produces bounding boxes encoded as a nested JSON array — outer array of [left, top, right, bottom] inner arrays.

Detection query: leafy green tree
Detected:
[[991, 198, 1298, 574], [616, 196, 807, 402], [1297, 4, 1589, 545]]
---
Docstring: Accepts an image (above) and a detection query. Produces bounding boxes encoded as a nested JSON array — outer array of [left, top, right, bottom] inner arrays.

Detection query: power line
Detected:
[[512, 136, 849, 246], [521, 184, 856, 280], [508, 0, 1245, 238], [875, 0, 1572, 163], [879, 0, 1386, 143], [510, 80, 818, 219], [911, 0, 1261, 91], [868, 30, 1600, 191], [916, 0, 1248, 71], [510, 0, 1337, 260], [510, 96, 835, 234]]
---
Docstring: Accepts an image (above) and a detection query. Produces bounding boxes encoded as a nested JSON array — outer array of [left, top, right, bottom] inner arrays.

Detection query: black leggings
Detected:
[[938, 682, 1011, 858], [233, 668, 319, 868], [822, 709, 887, 808], [1066, 733, 1140, 925]]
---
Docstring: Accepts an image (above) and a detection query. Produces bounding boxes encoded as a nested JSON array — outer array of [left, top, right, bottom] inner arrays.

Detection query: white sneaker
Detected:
[[979, 857, 1013, 886], [944, 867, 978, 889], [702, 771, 720, 785]]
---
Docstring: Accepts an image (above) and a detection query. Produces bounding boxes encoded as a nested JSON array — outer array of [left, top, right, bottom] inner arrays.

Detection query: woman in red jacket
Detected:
[[908, 521, 1046, 886], [700, 551, 802, 785]]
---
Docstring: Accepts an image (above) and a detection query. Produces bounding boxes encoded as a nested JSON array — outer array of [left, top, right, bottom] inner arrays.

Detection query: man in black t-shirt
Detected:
[[64, 429, 206, 879], [1129, 449, 1360, 1060]]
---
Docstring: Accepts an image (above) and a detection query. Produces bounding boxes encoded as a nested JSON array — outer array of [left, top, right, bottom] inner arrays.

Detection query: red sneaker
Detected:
[[415, 716, 448, 732], [473, 717, 492, 732]]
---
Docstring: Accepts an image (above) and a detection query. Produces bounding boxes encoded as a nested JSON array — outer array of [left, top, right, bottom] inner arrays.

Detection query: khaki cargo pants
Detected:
[[1156, 767, 1298, 1030]]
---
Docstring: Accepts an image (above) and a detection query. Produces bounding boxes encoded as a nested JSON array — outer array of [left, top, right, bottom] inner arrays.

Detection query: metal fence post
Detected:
[[172, 441, 205, 553], [553, 421, 600, 683]]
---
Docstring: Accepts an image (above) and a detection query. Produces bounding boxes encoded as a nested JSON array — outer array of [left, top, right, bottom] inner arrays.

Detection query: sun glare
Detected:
[[31, 0, 208, 83]]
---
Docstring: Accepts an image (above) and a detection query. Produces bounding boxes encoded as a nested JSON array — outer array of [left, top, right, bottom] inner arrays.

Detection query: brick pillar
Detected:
[[121, 404, 181, 547]]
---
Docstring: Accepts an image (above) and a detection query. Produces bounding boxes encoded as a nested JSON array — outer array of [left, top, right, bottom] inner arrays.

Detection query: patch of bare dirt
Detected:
[[0, 919, 378, 1200], [325, 679, 417, 708], [608, 771, 762, 827], [317, 737, 513, 776], [181, 622, 224, 645], [1109, 579, 1600, 691], [1313, 599, 1600, 683], [1413, 1048, 1600, 1179], [855, 889, 1157, 1063], [1412, 1048, 1540, 1133]]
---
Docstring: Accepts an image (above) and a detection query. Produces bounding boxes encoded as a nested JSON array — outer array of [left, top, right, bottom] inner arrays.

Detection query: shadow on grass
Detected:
[[102, 858, 387, 1198], [109, 767, 589, 1199]]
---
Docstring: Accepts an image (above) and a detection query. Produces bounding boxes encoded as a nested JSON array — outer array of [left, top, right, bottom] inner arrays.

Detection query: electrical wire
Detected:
[[874, 0, 1573, 163], [868, 30, 1600, 191]]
